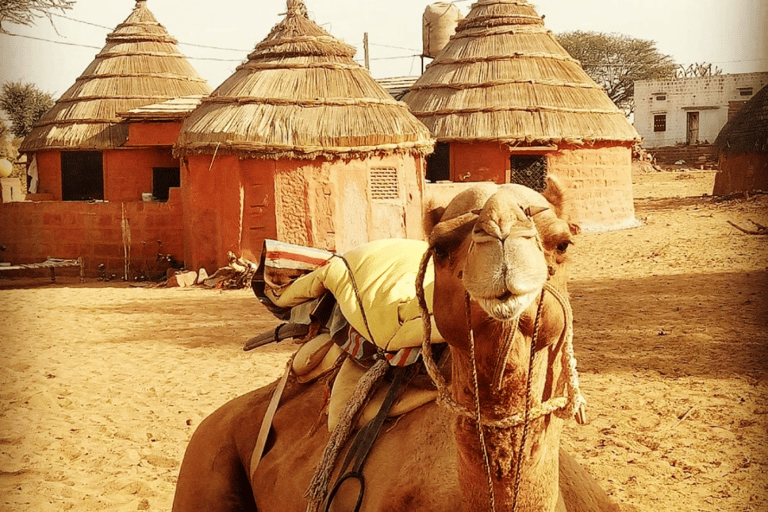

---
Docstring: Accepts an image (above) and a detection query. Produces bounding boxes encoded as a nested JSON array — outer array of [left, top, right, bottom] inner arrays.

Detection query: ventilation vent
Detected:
[[370, 168, 400, 201]]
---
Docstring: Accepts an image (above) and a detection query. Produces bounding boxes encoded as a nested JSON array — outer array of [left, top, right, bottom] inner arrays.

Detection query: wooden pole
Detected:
[[363, 32, 370, 70]]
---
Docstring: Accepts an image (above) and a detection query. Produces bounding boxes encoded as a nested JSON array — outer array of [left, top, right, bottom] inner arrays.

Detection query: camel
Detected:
[[172, 178, 620, 512]]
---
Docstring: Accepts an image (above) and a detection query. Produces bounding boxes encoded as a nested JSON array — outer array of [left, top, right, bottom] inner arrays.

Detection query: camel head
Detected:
[[428, 176, 578, 351], [423, 176, 581, 511]]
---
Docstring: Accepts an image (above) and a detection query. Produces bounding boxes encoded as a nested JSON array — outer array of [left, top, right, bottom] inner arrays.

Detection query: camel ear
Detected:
[[423, 206, 446, 239], [542, 174, 571, 220]]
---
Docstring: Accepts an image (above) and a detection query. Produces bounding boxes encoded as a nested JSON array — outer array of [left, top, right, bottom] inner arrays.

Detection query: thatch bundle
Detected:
[[401, 0, 639, 146], [20, 0, 211, 153], [715, 84, 768, 154], [175, 0, 434, 160]]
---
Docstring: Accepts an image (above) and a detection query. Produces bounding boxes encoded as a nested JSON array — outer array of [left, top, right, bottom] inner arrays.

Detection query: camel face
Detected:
[[429, 181, 574, 342]]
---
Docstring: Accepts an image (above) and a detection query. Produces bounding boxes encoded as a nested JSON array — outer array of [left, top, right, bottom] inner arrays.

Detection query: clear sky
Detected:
[[0, 0, 766, 99]]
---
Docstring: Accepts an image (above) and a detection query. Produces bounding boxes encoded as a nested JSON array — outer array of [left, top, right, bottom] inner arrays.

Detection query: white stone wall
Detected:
[[634, 72, 768, 148]]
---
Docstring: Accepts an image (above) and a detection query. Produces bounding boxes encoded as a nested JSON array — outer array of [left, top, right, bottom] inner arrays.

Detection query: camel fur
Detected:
[[172, 177, 620, 512]]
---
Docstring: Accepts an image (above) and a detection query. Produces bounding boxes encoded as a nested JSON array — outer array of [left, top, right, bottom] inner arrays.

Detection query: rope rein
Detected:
[[415, 249, 586, 429], [467, 291, 497, 512]]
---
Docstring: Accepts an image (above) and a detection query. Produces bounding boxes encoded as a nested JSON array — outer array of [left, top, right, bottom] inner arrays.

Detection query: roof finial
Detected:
[[286, 0, 307, 17]]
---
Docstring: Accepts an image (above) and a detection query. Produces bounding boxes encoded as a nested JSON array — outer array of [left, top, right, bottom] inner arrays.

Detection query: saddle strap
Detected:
[[323, 366, 410, 512], [250, 359, 292, 482]]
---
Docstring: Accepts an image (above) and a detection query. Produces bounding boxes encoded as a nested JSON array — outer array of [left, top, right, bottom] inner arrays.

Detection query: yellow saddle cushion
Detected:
[[265, 239, 436, 352]]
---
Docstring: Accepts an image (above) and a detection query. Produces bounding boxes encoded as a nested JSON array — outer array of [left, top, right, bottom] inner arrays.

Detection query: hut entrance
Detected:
[[509, 155, 547, 192], [61, 151, 104, 201], [152, 167, 180, 202], [426, 142, 450, 182], [687, 112, 700, 145]]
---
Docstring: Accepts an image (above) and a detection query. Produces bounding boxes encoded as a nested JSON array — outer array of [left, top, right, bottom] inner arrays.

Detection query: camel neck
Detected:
[[449, 326, 564, 512]]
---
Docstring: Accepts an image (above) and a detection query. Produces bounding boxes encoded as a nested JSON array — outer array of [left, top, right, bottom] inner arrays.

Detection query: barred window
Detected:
[[509, 155, 547, 192], [654, 114, 667, 132], [370, 168, 400, 201]]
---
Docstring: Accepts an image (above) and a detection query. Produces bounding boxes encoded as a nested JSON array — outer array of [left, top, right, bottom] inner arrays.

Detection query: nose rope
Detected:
[[415, 249, 586, 429]]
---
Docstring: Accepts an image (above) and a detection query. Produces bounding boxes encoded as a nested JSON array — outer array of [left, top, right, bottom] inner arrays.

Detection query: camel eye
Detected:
[[556, 241, 571, 254], [432, 244, 450, 262]]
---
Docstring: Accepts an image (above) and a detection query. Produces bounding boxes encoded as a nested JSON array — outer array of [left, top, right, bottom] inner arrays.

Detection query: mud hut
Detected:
[[3, 0, 212, 276], [175, 0, 434, 271], [19, 0, 212, 203], [402, 0, 641, 231], [713, 84, 768, 195]]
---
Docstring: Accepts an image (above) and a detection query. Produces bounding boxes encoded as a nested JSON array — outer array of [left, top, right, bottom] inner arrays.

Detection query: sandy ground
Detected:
[[0, 171, 766, 511]]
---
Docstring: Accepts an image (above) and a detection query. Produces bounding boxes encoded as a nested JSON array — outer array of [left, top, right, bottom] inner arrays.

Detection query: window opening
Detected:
[[61, 151, 104, 201], [654, 114, 667, 132], [425, 142, 450, 182], [370, 168, 400, 201], [509, 155, 547, 192], [152, 167, 180, 202]]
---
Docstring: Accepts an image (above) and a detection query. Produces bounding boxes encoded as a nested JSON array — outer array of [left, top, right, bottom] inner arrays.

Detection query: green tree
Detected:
[[0, 81, 55, 138], [0, 0, 74, 33], [555, 31, 677, 113]]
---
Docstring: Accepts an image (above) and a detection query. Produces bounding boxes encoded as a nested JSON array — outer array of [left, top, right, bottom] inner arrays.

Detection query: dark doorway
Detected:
[[61, 151, 104, 201], [426, 142, 450, 182], [509, 155, 547, 192], [686, 111, 699, 145], [152, 167, 181, 202]]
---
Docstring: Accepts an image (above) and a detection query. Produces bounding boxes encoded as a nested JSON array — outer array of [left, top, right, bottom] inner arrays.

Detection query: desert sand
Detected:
[[0, 170, 766, 511]]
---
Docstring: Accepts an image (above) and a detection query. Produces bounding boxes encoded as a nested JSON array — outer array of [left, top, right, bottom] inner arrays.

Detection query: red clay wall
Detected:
[[125, 121, 180, 147], [104, 147, 179, 202], [447, 141, 636, 231], [182, 155, 279, 273], [450, 142, 509, 183], [35, 150, 62, 199], [0, 188, 184, 278], [713, 153, 768, 195], [32, 146, 179, 202]]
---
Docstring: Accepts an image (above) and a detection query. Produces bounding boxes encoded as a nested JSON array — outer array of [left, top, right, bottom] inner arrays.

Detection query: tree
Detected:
[[555, 31, 677, 113], [0, 0, 75, 33], [0, 81, 55, 138]]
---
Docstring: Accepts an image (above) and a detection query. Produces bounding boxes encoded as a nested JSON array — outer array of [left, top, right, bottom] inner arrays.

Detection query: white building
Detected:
[[634, 72, 768, 148]]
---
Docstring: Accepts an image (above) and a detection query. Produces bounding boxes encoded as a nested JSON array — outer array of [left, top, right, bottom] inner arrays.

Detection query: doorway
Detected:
[[686, 111, 699, 145]]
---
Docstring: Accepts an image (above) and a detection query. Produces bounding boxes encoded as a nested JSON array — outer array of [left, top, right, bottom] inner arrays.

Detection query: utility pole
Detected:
[[363, 32, 370, 70]]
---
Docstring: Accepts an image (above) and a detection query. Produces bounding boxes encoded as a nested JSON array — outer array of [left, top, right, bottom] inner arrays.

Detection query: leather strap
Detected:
[[250, 360, 292, 481]]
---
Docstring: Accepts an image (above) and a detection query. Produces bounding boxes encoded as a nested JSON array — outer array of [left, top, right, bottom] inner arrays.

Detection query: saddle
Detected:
[[247, 239, 444, 430], [246, 239, 447, 511]]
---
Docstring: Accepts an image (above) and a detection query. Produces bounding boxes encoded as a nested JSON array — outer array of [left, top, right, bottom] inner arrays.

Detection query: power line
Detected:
[[3, 31, 101, 50], [370, 42, 420, 53], [49, 11, 249, 53], [1, 31, 245, 62], [50, 11, 112, 30]]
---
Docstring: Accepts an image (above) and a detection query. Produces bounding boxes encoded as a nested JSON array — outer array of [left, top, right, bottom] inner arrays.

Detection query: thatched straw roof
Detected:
[[175, 0, 433, 160], [715, 84, 768, 154], [401, 0, 640, 146], [20, 1, 212, 153]]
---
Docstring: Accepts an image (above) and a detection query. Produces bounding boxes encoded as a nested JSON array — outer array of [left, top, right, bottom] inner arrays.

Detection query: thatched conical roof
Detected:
[[401, 0, 639, 146], [715, 84, 768, 154], [175, 0, 434, 160], [20, 0, 212, 153]]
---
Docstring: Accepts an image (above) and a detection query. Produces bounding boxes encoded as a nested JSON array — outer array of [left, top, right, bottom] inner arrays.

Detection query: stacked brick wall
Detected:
[[548, 144, 637, 232], [646, 144, 719, 168], [0, 191, 184, 279]]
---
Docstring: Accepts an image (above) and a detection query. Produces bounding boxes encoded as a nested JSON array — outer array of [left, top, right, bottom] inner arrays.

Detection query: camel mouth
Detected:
[[475, 288, 540, 321]]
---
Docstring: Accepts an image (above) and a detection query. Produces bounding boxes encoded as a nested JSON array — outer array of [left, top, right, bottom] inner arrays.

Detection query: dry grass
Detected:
[[19, 2, 211, 153], [401, 0, 639, 145], [175, 1, 433, 160]]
